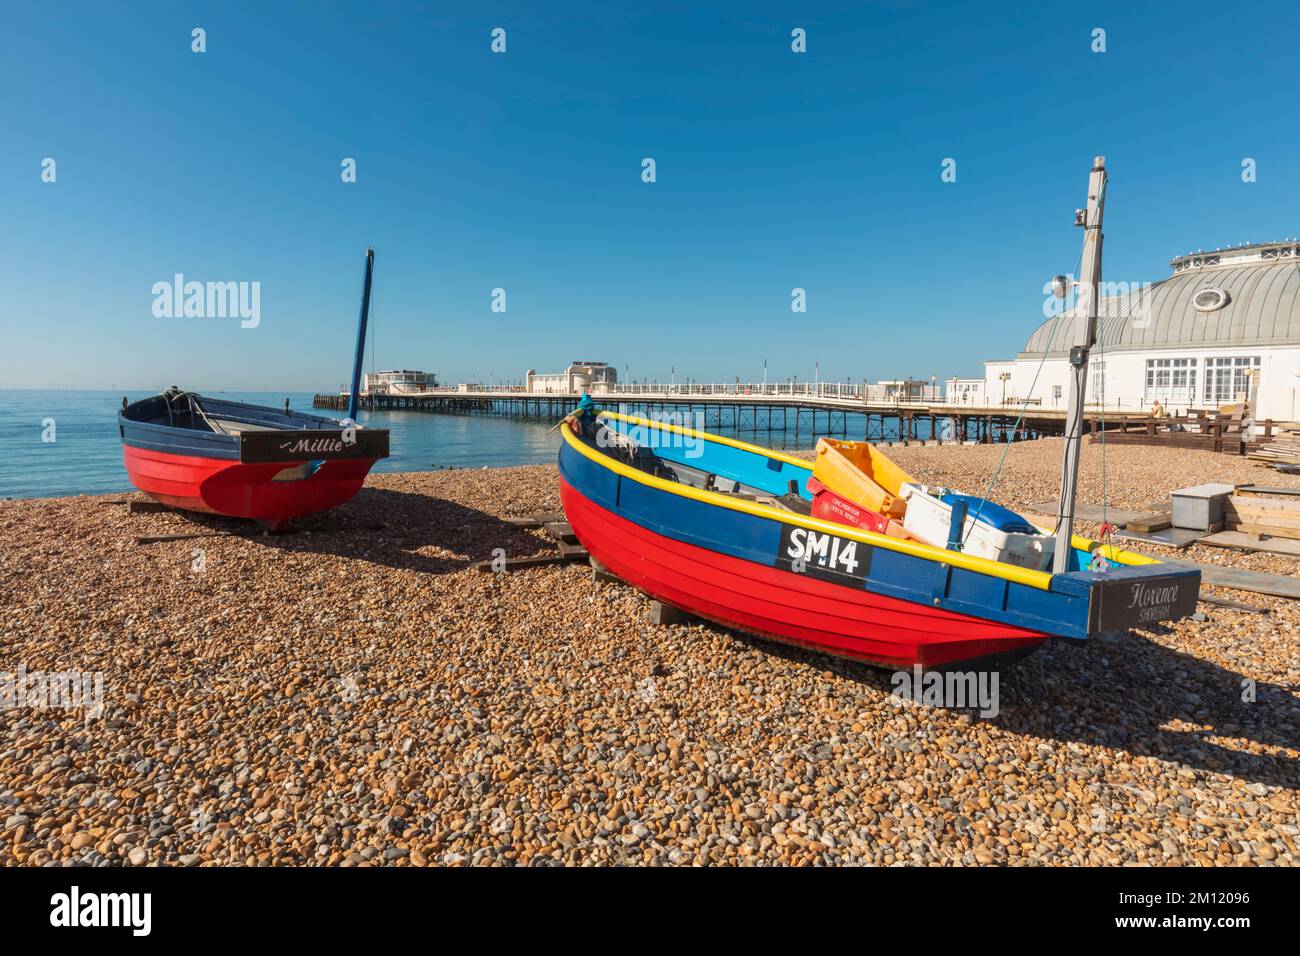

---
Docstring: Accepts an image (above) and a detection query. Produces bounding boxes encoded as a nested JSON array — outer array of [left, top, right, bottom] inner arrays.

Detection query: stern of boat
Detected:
[[1051, 562, 1201, 639]]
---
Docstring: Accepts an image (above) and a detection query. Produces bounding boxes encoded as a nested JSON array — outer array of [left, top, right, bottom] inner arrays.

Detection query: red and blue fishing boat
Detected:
[[559, 411, 1197, 668], [118, 249, 389, 527], [557, 158, 1201, 668]]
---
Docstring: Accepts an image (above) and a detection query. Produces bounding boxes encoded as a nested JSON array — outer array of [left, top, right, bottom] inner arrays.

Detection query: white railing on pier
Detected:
[[409, 381, 946, 403], [592, 382, 944, 404], [354, 382, 1171, 414]]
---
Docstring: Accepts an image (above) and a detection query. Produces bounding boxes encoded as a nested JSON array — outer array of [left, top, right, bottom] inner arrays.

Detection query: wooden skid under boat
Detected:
[[119, 391, 389, 526], [558, 412, 1200, 669]]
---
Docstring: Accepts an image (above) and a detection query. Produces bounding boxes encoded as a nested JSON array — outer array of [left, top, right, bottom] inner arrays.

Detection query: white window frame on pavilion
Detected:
[[1089, 360, 1106, 402], [1202, 356, 1260, 406], [1144, 357, 1198, 405]]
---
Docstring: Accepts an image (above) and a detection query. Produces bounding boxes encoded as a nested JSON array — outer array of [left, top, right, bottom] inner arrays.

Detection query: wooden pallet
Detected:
[[472, 513, 589, 572]]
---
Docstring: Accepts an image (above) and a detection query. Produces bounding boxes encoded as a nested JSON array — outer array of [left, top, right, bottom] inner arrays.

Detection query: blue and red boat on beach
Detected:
[[118, 249, 388, 527], [558, 410, 1199, 668], [119, 391, 388, 527]]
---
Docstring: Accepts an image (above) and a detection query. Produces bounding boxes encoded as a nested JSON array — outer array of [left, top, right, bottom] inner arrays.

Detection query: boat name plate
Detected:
[[239, 429, 390, 463], [1093, 572, 1199, 630]]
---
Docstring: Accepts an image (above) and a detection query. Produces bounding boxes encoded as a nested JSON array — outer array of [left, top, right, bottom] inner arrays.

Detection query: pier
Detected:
[[314, 381, 1099, 444]]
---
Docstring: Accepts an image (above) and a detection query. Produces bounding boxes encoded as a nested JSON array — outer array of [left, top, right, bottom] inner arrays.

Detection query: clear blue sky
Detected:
[[2, 0, 1298, 391]]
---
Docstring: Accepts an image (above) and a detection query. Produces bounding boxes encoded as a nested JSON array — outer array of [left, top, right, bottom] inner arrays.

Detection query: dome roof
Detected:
[[1021, 241, 1300, 356]]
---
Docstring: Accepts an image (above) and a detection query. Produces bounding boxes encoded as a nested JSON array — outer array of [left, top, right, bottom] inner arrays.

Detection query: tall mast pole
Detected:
[[1052, 157, 1107, 573], [346, 247, 375, 422]]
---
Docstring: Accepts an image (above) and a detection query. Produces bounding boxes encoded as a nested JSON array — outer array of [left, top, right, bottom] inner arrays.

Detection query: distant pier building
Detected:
[[363, 369, 439, 395], [526, 361, 617, 394]]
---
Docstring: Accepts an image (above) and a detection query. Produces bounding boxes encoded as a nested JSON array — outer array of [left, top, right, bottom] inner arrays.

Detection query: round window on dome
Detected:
[[1193, 288, 1229, 311]]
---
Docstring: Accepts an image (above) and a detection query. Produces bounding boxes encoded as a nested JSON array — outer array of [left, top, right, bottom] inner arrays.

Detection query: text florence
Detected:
[[1126, 581, 1183, 621]]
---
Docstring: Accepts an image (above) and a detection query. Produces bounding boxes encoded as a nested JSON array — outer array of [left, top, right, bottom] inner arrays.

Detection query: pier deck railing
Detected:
[[405, 381, 945, 404], [334, 381, 1178, 416]]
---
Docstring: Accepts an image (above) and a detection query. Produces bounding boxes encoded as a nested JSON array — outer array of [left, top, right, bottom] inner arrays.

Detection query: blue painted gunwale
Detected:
[[118, 394, 348, 461]]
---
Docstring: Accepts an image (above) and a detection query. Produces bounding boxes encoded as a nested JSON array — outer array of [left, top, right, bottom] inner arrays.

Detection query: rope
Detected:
[[960, 242, 1085, 546], [962, 174, 1118, 552], [1094, 290, 1112, 562], [1094, 253, 1154, 559], [187, 393, 229, 435], [162, 389, 229, 435]]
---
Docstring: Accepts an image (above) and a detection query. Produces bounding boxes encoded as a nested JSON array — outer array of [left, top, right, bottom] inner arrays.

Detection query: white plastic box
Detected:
[[900, 483, 1055, 570]]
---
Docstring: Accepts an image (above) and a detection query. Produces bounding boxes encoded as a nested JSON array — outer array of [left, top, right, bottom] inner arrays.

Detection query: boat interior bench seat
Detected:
[[209, 418, 282, 435]]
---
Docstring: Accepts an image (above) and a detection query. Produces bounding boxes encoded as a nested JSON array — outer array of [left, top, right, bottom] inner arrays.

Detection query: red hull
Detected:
[[123, 445, 377, 525], [560, 478, 1049, 668]]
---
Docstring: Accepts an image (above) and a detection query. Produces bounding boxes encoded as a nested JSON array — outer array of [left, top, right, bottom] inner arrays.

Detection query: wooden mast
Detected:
[[1052, 157, 1107, 574]]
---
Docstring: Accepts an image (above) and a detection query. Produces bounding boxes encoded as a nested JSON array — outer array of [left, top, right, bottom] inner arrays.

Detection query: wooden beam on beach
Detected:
[[135, 532, 227, 545], [1026, 501, 1154, 526], [1126, 512, 1172, 533], [649, 600, 691, 625], [1234, 485, 1300, 498], [1197, 594, 1270, 614], [542, 521, 580, 545], [1198, 530, 1300, 558], [589, 556, 621, 585], [505, 512, 565, 528], [1176, 562, 1300, 601], [471, 553, 574, 573], [134, 521, 386, 545]]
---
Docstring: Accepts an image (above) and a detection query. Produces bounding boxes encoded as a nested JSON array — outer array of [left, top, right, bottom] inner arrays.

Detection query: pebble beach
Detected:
[[1, 439, 1297, 867]]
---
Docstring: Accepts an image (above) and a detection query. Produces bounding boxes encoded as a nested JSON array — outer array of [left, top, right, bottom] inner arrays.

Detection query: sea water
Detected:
[[0, 390, 563, 500], [0, 389, 949, 500]]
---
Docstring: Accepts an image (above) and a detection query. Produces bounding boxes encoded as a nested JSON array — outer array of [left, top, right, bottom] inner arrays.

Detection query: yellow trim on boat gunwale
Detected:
[[564, 416, 1054, 590], [600, 410, 1159, 570]]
